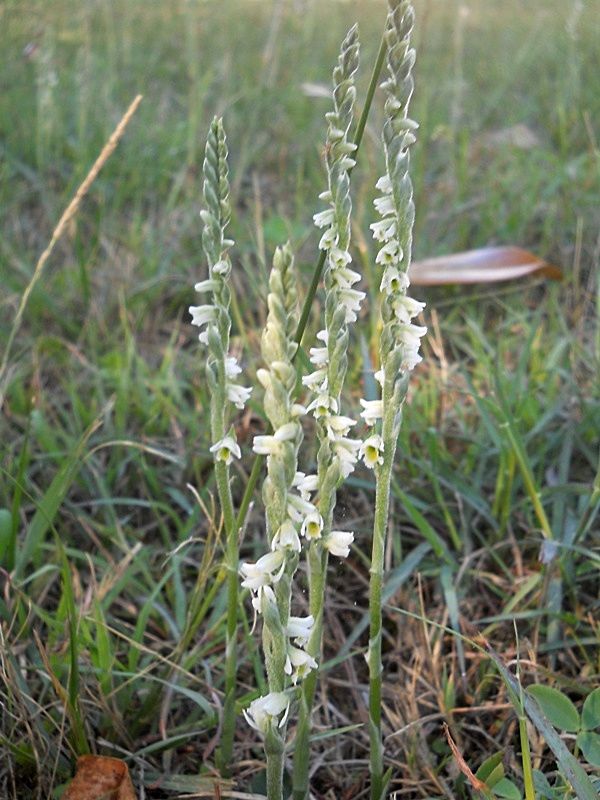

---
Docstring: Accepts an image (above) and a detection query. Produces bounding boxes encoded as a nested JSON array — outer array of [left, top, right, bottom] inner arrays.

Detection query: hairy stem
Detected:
[[215, 459, 238, 773], [292, 545, 326, 800], [368, 438, 395, 800]]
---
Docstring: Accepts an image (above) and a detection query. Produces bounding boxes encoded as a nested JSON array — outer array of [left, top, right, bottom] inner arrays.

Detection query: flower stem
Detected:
[[214, 458, 238, 774], [368, 408, 396, 800], [292, 545, 326, 800], [266, 729, 286, 800]]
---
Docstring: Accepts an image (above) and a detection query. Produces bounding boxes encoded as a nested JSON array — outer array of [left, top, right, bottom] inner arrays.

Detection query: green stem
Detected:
[[214, 459, 238, 774], [353, 34, 387, 157], [368, 444, 394, 800], [292, 545, 327, 800], [266, 731, 285, 800]]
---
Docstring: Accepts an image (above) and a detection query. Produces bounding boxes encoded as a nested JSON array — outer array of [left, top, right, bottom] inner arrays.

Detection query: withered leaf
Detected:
[[62, 755, 136, 800], [409, 246, 562, 285]]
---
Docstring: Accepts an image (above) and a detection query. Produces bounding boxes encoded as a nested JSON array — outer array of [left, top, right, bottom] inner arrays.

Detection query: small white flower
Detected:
[[376, 174, 393, 194], [189, 304, 217, 338], [285, 645, 318, 685], [309, 346, 329, 367], [287, 493, 318, 524], [374, 194, 395, 217], [333, 436, 361, 478], [399, 323, 427, 350], [302, 368, 328, 392], [319, 226, 338, 251], [291, 403, 307, 418], [209, 435, 241, 465], [328, 247, 352, 269], [306, 393, 337, 418], [359, 399, 384, 426], [392, 295, 426, 324], [224, 356, 242, 378], [374, 368, 385, 387], [359, 434, 385, 468], [313, 208, 335, 228], [338, 155, 356, 171], [325, 414, 357, 440], [401, 347, 423, 372], [380, 266, 410, 295], [316, 329, 328, 344], [254, 583, 278, 614], [285, 615, 314, 646], [243, 692, 290, 732], [240, 550, 285, 592], [370, 218, 397, 242], [293, 472, 318, 501], [339, 288, 365, 323], [324, 530, 354, 558], [301, 511, 324, 541], [212, 259, 231, 276], [226, 382, 252, 409], [271, 520, 301, 552], [252, 422, 299, 455], [375, 239, 401, 266], [331, 265, 362, 289], [194, 278, 219, 293]]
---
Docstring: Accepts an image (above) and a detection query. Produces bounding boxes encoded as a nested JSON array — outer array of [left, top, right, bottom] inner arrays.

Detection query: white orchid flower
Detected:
[[240, 550, 285, 592], [359, 399, 384, 426], [380, 266, 410, 295], [226, 382, 252, 409], [301, 511, 324, 541], [243, 692, 290, 733], [324, 529, 354, 558], [292, 472, 318, 501], [339, 288, 365, 323], [285, 645, 318, 685], [285, 615, 314, 647], [209, 435, 241, 465], [271, 520, 301, 553], [325, 414, 357, 440], [359, 434, 385, 468], [392, 296, 426, 324], [306, 393, 337, 418], [332, 435, 361, 478]]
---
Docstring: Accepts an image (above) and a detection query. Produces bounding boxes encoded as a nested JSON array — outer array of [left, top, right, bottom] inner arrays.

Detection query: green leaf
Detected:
[[476, 751, 504, 785], [582, 688, 600, 731], [487, 649, 598, 800], [532, 769, 557, 800], [493, 777, 522, 800], [15, 412, 103, 579], [577, 731, 600, 768], [527, 685, 580, 732], [0, 508, 11, 563]]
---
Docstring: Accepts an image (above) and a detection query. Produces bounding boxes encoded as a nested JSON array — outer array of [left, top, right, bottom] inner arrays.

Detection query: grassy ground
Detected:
[[1, 0, 599, 797]]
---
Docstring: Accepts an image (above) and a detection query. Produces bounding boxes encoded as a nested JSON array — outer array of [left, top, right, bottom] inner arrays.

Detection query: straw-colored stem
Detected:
[[0, 95, 143, 409]]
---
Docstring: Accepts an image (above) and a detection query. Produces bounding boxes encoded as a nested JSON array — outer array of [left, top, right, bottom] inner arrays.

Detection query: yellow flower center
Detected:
[[366, 445, 379, 463]]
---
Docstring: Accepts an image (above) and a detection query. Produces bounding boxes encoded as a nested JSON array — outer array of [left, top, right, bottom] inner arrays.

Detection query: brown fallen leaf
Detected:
[[62, 755, 136, 800], [442, 723, 490, 794], [409, 246, 562, 285]]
